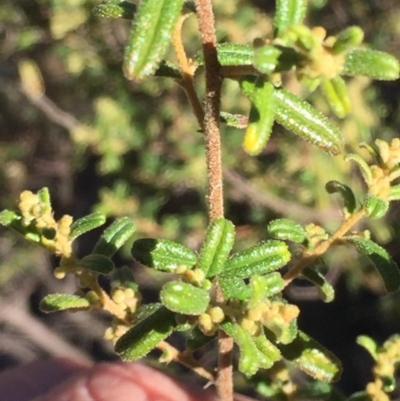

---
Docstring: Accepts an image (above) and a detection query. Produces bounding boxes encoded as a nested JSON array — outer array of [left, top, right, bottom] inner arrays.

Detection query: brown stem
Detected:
[[157, 342, 216, 382], [283, 208, 366, 283], [195, 1, 233, 400]]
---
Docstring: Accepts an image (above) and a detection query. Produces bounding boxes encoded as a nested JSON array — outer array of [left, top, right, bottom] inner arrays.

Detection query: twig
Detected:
[[194, 1, 233, 400], [283, 208, 366, 283], [157, 341, 215, 383]]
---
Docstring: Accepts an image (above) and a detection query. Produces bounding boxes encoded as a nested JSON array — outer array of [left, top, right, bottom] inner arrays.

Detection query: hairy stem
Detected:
[[195, 1, 233, 400]]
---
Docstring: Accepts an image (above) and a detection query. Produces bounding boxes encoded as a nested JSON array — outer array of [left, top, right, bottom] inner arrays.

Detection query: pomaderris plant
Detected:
[[2, 0, 400, 400]]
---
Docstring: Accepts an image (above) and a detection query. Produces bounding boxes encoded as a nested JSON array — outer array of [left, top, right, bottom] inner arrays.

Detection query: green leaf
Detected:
[[70, 212, 106, 239], [37, 187, 51, 205], [325, 180, 357, 214], [76, 254, 115, 274], [93, 1, 137, 19], [0, 210, 20, 226], [219, 277, 251, 300], [388, 184, 400, 201], [115, 306, 177, 360], [222, 240, 291, 280], [198, 217, 235, 277], [249, 273, 285, 308], [220, 112, 248, 129], [301, 267, 335, 303], [265, 316, 298, 344], [154, 60, 182, 79], [344, 153, 373, 186], [267, 218, 307, 243], [123, 0, 185, 81], [221, 321, 267, 376], [254, 330, 281, 366], [241, 77, 276, 156], [320, 76, 351, 118], [160, 280, 210, 315], [343, 49, 400, 80], [40, 293, 90, 312], [252, 45, 282, 74], [274, 0, 308, 36], [346, 237, 400, 292], [274, 88, 343, 155], [196, 43, 253, 66], [131, 238, 197, 272], [363, 193, 389, 219], [92, 217, 136, 257], [332, 26, 364, 54], [278, 330, 342, 382], [356, 335, 378, 360]]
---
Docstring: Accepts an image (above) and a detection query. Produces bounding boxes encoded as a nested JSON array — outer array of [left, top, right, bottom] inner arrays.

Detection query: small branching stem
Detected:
[[283, 208, 366, 283], [195, 1, 233, 400], [158, 342, 216, 382], [172, 14, 205, 128]]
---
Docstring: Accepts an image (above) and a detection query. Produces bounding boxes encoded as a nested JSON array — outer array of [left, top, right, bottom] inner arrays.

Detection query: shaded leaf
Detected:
[[131, 238, 197, 272], [115, 306, 177, 360], [93, 217, 136, 257], [40, 293, 90, 312], [278, 331, 342, 382], [346, 237, 400, 292], [77, 254, 115, 274]]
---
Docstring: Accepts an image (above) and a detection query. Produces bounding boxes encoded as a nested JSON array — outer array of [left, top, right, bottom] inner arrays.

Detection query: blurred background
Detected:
[[1, 0, 400, 398]]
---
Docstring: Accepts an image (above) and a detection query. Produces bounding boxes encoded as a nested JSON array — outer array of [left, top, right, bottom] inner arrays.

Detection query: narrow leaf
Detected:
[[160, 281, 210, 315], [77, 254, 115, 274], [301, 267, 335, 303], [123, 0, 185, 81], [197, 218, 235, 277], [344, 154, 373, 186], [274, 0, 308, 36], [332, 26, 364, 54], [40, 293, 90, 313], [93, 1, 137, 19], [363, 193, 389, 219], [131, 238, 197, 272], [196, 43, 253, 66], [219, 277, 251, 300], [115, 306, 177, 360], [325, 180, 357, 214], [320, 76, 351, 118], [278, 330, 342, 382], [346, 237, 400, 292], [252, 45, 282, 74], [343, 49, 400, 80], [220, 112, 248, 129], [70, 212, 106, 239], [222, 240, 291, 280], [92, 217, 136, 257], [254, 330, 281, 366], [267, 218, 307, 243], [241, 77, 276, 155], [388, 184, 400, 201], [249, 273, 285, 308], [274, 88, 343, 155], [221, 321, 265, 376]]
